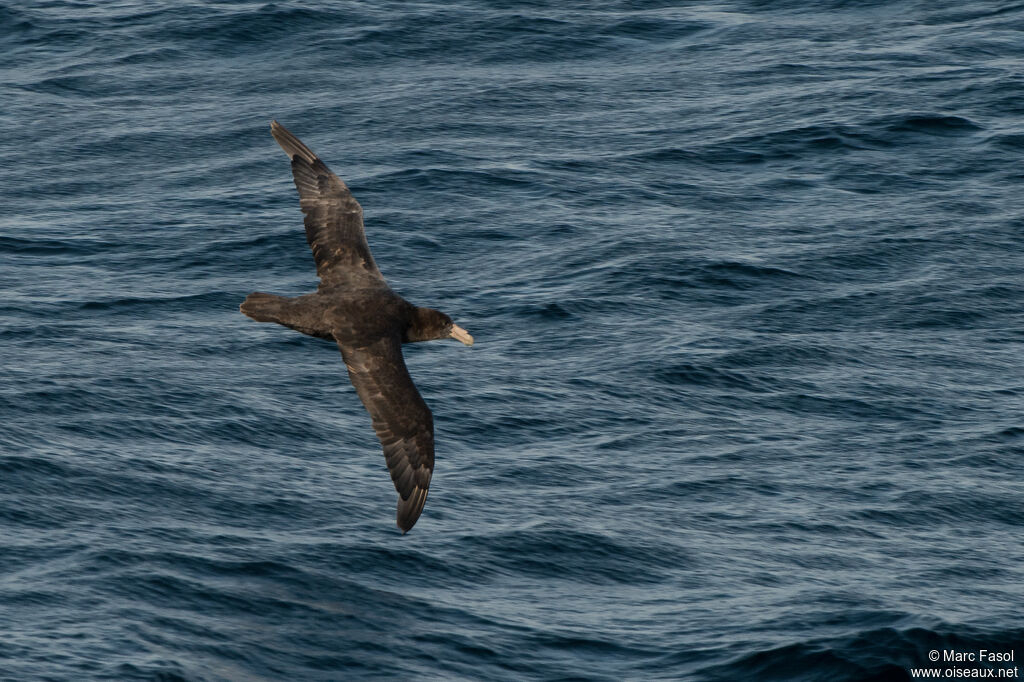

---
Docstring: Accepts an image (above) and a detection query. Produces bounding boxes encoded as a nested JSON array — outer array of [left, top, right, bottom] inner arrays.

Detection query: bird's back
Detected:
[[323, 285, 414, 347]]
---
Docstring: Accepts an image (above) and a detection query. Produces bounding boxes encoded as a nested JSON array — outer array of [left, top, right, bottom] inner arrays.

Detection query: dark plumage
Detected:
[[241, 121, 473, 533]]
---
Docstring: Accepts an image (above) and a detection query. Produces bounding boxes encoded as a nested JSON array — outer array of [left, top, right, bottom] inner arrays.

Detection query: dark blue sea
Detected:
[[3, 1, 1024, 680]]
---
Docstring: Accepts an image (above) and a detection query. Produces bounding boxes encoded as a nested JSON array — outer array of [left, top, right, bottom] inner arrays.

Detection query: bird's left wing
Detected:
[[337, 335, 434, 533], [270, 120, 384, 287]]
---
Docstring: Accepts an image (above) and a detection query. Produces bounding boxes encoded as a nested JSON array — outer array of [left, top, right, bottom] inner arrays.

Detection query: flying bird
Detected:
[[241, 121, 473, 533]]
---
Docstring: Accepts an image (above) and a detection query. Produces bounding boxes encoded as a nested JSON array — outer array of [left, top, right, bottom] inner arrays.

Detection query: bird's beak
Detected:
[[450, 324, 474, 346]]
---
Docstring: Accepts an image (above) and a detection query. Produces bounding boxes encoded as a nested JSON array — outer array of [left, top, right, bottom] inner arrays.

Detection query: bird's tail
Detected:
[[240, 292, 334, 340], [239, 292, 290, 323]]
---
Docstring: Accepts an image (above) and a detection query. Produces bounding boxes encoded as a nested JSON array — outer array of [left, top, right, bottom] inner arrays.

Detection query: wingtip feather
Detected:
[[269, 120, 318, 164], [396, 487, 429, 533]]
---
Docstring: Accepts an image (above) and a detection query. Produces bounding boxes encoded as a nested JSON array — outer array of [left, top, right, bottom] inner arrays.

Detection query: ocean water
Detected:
[[2, 0, 1024, 679]]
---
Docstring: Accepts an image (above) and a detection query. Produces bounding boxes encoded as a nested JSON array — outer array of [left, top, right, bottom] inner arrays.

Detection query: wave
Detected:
[[696, 625, 1024, 681]]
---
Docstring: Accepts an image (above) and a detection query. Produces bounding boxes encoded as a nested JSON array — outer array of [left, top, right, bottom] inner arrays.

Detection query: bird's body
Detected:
[[243, 285, 411, 343], [241, 121, 472, 533]]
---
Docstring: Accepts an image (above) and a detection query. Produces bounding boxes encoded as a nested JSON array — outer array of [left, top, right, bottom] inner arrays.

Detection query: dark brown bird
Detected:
[[241, 121, 473, 533]]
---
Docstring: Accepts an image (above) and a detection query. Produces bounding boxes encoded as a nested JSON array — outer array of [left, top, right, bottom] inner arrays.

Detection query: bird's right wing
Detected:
[[270, 120, 384, 287], [337, 335, 434, 533]]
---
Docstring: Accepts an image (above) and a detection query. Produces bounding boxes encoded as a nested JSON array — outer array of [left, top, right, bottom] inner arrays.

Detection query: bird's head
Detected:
[[407, 307, 473, 346]]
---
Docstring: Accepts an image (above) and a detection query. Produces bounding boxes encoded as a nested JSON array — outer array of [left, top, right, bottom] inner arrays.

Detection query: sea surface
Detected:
[[2, 1, 1024, 680]]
